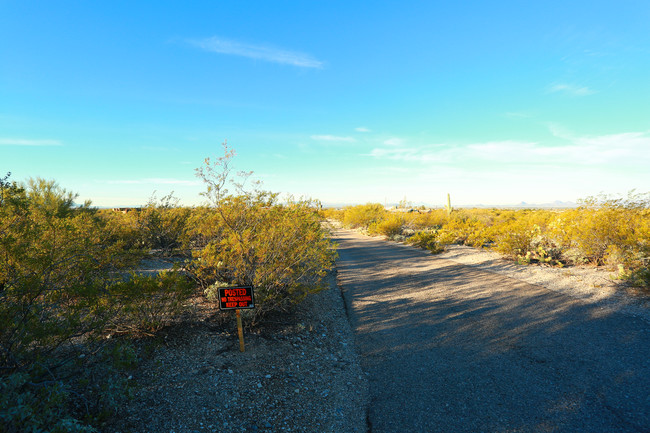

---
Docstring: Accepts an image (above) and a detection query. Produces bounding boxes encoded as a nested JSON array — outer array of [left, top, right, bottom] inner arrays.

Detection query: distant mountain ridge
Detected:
[[323, 200, 578, 209], [468, 200, 578, 209]]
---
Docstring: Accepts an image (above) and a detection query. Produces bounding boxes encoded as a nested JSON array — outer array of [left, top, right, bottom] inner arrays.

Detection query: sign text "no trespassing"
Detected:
[[218, 286, 255, 310]]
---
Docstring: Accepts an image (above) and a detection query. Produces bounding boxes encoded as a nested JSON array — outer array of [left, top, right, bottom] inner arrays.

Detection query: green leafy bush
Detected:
[[135, 192, 192, 253], [0, 339, 139, 433], [0, 174, 195, 430], [96, 192, 192, 255], [0, 371, 97, 433], [190, 143, 337, 319], [627, 266, 650, 288], [0, 177, 130, 370], [109, 270, 194, 334]]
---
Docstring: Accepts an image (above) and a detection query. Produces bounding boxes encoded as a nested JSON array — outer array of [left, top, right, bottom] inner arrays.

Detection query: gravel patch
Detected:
[[435, 244, 650, 323], [105, 271, 369, 433]]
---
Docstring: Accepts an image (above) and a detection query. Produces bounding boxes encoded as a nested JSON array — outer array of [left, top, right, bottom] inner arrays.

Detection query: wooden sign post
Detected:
[[218, 286, 255, 352], [235, 309, 245, 352]]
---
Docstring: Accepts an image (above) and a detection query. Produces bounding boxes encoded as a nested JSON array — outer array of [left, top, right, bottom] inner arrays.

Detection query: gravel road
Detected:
[[334, 229, 650, 433]]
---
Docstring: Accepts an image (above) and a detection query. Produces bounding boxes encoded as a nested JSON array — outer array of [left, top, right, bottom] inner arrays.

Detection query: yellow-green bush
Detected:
[[320, 207, 345, 222], [403, 209, 448, 231], [341, 203, 386, 229], [109, 270, 194, 333], [368, 214, 404, 239], [405, 230, 444, 254], [325, 193, 649, 288], [191, 145, 337, 319], [436, 215, 489, 247], [0, 175, 195, 430], [97, 193, 192, 254]]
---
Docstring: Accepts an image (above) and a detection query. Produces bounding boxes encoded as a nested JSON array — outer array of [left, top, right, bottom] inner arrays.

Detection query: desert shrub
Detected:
[[0, 178, 134, 371], [405, 231, 444, 254], [0, 174, 195, 430], [404, 209, 448, 230], [190, 143, 337, 319], [312, 187, 650, 288], [482, 209, 555, 263], [624, 266, 650, 289], [436, 214, 489, 246], [184, 206, 225, 251], [135, 192, 192, 254], [75, 342, 138, 423], [98, 193, 192, 255], [492, 222, 539, 259], [341, 203, 386, 229], [203, 280, 231, 302], [108, 270, 194, 334], [97, 209, 142, 251], [0, 371, 97, 433], [320, 207, 345, 222], [0, 339, 139, 432], [368, 214, 404, 239], [547, 192, 649, 269]]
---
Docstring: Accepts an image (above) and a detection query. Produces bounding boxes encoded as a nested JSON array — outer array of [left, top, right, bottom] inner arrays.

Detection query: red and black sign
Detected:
[[218, 286, 255, 310]]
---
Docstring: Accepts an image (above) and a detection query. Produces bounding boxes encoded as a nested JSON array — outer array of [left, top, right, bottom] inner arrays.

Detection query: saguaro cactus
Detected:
[[446, 193, 452, 216]]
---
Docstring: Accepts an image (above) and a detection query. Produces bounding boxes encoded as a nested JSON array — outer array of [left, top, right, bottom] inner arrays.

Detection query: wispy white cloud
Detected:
[[368, 130, 650, 169], [368, 144, 456, 164], [383, 137, 405, 146], [0, 138, 62, 146], [319, 122, 649, 205], [310, 135, 356, 143], [548, 125, 650, 162], [547, 83, 595, 96], [107, 178, 201, 186], [355, 127, 371, 133], [187, 36, 323, 68]]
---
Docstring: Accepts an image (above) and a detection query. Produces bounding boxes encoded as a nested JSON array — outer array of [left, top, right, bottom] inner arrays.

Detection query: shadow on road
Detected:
[[335, 230, 650, 433]]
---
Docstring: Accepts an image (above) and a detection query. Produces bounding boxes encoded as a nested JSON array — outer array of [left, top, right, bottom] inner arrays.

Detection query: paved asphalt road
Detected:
[[334, 229, 650, 433]]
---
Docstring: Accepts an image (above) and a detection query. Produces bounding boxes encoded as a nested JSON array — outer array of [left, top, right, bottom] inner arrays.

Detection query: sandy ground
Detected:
[[433, 243, 650, 323]]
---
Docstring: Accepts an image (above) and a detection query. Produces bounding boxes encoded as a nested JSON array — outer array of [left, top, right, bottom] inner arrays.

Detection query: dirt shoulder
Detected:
[[105, 270, 369, 433], [433, 243, 650, 323]]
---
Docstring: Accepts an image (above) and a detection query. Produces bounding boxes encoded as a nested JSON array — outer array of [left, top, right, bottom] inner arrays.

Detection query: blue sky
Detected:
[[1, 1, 649, 207]]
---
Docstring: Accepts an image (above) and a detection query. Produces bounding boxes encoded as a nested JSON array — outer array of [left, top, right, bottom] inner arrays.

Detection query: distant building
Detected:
[[112, 207, 141, 214]]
